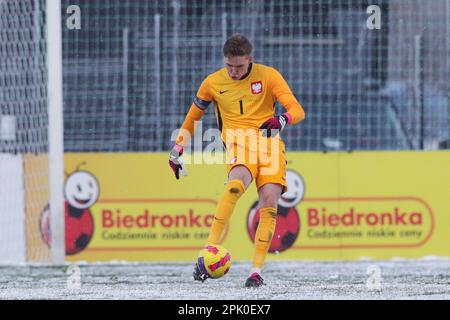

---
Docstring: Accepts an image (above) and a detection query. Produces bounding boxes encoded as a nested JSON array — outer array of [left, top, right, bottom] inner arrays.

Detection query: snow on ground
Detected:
[[0, 259, 449, 300]]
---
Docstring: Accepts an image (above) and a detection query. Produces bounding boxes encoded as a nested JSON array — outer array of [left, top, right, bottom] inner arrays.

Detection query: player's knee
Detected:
[[226, 179, 245, 201], [228, 165, 252, 188], [227, 179, 245, 198], [258, 193, 279, 208]]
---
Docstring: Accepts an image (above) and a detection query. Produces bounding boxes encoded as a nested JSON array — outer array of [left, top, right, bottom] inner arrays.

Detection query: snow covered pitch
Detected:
[[1, 259, 449, 299]]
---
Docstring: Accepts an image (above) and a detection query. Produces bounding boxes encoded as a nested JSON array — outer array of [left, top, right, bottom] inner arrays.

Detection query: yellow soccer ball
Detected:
[[197, 244, 232, 279]]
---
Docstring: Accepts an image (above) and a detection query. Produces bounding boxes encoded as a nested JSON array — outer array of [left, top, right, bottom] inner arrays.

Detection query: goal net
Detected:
[[0, 0, 63, 264], [0, 0, 47, 263]]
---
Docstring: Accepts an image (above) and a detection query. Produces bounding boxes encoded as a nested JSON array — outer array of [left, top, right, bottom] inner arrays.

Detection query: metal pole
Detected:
[[221, 12, 227, 47], [414, 34, 424, 150], [448, 0, 450, 147], [154, 14, 162, 151], [123, 28, 129, 150], [171, 0, 179, 151]]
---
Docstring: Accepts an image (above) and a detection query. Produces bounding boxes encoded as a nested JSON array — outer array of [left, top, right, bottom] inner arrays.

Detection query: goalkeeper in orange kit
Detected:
[[169, 34, 305, 287]]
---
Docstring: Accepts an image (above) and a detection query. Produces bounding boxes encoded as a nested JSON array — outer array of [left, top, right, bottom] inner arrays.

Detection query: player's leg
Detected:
[[245, 137, 287, 287], [245, 183, 282, 287], [194, 164, 254, 282], [206, 165, 252, 244]]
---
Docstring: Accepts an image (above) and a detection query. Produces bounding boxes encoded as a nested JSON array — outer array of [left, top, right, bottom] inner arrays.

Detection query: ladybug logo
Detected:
[[39, 204, 51, 248], [246, 169, 305, 253], [39, 163, 99, 255], [64, 165, 98, 255], [279, 170, 305, 208]]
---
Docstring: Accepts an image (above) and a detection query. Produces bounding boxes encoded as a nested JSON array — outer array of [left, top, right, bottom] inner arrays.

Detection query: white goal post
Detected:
[[46, 0, 65, 265]]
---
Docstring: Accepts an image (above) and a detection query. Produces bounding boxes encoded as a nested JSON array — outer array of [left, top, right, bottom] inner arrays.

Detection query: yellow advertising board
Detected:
[[64, 151, 450, 262]]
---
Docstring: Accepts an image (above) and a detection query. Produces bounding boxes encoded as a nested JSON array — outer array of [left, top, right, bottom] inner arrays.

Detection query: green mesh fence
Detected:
[[59, 1, 449, 151]]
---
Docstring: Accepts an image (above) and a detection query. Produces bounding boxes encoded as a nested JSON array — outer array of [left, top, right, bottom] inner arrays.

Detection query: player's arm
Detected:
[[169, 77, 212, 179], [175, 102, 206, 147], [269, 67, 305, 125], [259, 68, 305, 137]]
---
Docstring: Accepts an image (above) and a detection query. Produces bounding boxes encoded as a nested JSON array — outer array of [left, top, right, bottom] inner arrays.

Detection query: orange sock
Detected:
[[207, 179, 245, 244], [252, 207, 277, 269]]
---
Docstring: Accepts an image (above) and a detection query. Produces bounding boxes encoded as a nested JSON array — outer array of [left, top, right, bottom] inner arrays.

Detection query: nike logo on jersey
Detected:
[[219, 90, 229, 94]]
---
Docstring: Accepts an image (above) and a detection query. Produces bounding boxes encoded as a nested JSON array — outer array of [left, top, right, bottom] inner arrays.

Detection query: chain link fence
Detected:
[[57, 0, 449, 152]]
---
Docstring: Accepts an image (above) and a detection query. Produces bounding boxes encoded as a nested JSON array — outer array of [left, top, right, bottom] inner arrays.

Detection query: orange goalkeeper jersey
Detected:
[[176, 63, 305, 147]]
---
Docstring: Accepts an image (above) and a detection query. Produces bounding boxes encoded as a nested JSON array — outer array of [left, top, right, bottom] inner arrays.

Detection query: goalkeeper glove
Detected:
[[259, 114, 289, 137], [169, 144, 188, 179]]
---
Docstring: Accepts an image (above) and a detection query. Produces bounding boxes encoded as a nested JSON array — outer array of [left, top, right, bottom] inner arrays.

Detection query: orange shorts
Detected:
[[225, 136, 287, 194]]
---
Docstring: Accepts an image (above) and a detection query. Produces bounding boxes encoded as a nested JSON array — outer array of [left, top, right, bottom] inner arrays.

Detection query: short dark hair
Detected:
[[223, 34, 253, 57]]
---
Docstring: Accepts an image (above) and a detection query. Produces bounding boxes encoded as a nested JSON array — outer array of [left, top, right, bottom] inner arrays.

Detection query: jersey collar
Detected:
[[239, 63, 253, 80]]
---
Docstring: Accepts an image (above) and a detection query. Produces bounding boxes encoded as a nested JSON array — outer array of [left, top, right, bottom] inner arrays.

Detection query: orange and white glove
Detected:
[[259, 114, 289, 137], [169, 144, 187, 179]]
